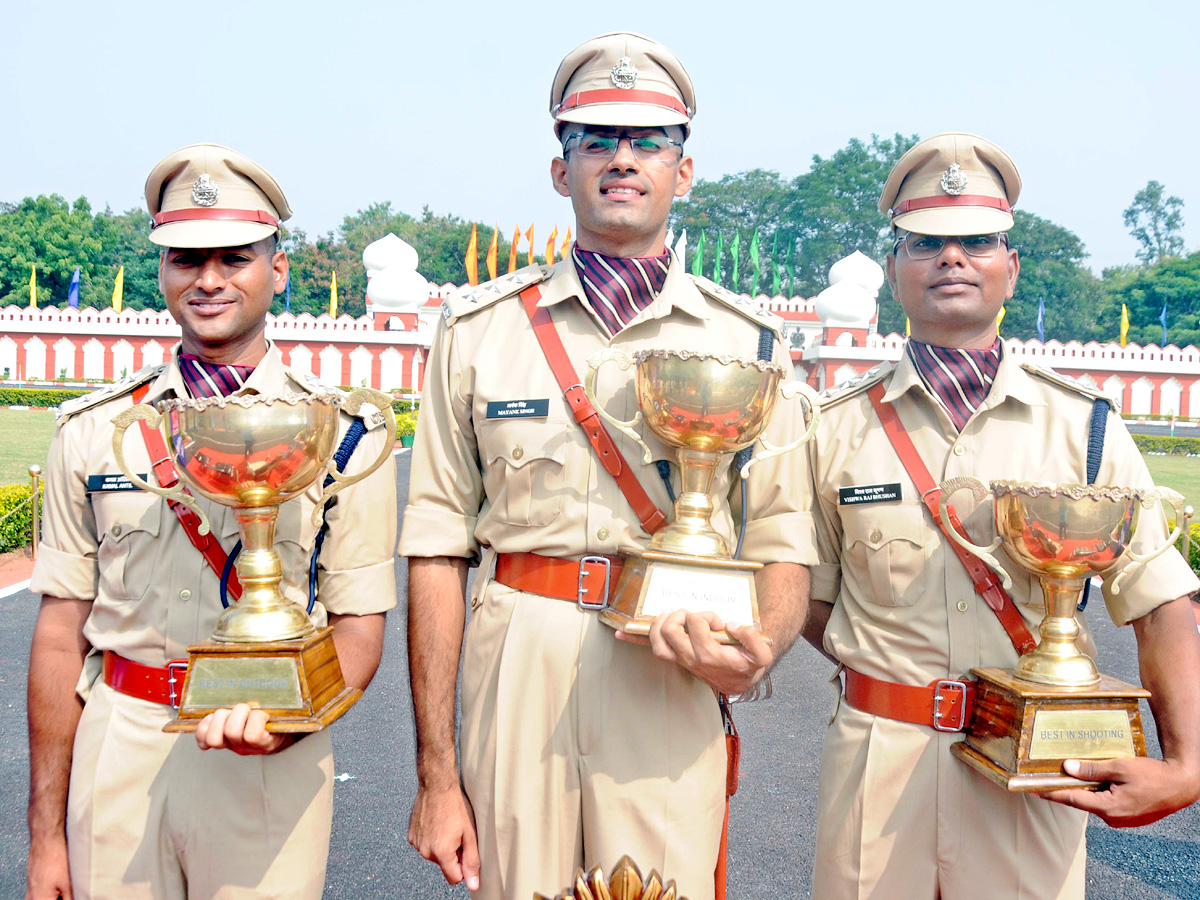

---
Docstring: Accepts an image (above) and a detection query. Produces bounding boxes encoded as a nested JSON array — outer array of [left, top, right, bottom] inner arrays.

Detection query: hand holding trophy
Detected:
[[584, 347, 818, 644], [938, 477, 1185, 790], [111, 388, 396, 733]]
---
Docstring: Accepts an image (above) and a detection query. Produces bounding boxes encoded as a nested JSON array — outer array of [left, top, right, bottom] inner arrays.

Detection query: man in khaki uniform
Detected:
[[401, 32, 814, 900], [804, 132, 1200, 899], [25, 144, 397, 900]]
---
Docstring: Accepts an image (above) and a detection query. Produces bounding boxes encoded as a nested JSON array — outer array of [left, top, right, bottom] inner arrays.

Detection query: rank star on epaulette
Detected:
[[441, 301, 452, 322]]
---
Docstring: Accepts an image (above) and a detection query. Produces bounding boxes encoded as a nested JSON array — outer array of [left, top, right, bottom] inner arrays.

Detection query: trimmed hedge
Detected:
[[391, 399, 416, 415], [0, 387, 89, 408], [1133, 435, 1200, 455], [0, 483, 42, 553]]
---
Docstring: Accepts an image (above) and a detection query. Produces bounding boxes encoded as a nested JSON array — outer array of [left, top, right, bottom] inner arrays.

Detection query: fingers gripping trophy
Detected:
[[112, 387, 395, 733], [586, 347, 819, 643]]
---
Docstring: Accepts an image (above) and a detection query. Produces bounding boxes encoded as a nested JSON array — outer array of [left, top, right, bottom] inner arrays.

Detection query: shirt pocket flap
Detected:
[[95, 493, 164, 543], [481, 420, 568, 470]]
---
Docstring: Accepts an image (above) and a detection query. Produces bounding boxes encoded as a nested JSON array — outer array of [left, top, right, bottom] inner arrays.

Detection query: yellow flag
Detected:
[[1120, 303, 1130, 347], [996, 306, 1006, 332], [545, 225, 558, 264], [508, 224, 521, 274], [29, 265, 37, 308], [111, 265, 125, 313], [561, 226, 572, 259], [330, 271, 339, 318], [525, 224, 535, 266], [486, 226, 498, 281], [465, 223, 479, 286], [905, 317, 911, 337]]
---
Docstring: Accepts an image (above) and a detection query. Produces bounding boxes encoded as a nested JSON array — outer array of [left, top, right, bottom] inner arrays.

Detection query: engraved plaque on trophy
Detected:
[[585, 348, 819, 644], [939, 477, 1183, 790], [111, 388, 395, 732]]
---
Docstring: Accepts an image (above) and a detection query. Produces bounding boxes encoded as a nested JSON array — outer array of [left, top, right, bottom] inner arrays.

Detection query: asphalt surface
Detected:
[[1, 452, 1198, 898]]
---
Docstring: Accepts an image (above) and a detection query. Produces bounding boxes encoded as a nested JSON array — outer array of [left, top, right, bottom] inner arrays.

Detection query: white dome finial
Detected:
[[364, 234, 429, 313]]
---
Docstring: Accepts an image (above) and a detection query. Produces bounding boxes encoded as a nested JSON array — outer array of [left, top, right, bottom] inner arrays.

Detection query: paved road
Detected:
[[2, 453, 1198, 898]]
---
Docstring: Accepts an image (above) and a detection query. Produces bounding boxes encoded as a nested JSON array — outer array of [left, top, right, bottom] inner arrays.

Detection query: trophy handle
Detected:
[[110, 404, 211, 536], [937, 476, 1011, 589], [584, 348, 653, 465], [312, 389, 398, 528], [1110, 486, 1186, 595], [739, 381, 821, 480]]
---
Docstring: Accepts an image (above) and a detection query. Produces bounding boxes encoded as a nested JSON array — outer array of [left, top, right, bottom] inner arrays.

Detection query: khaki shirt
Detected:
[[810, 346, 1199, 685], [400, 256, 816, 566], [32, 344, 397, 673]]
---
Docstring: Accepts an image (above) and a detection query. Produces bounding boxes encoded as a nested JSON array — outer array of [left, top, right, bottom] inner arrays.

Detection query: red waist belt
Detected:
[[493, 551, 623, 611], [103, 650, 188, 708], [844, 667, 976, 732]]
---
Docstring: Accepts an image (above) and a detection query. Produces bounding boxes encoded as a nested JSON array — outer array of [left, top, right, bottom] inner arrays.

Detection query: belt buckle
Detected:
[[932, 679, 969, 732], [166, 660, 189, 709], [576, 556, 611, 611]]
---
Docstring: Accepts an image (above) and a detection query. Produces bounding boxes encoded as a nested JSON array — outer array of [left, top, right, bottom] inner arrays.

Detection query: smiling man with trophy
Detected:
[[401, 32, 816, 900], [802, 132, 1200, 899], [25, 144, 397, 900]]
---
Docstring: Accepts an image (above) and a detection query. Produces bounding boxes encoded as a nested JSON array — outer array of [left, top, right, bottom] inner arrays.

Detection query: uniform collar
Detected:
[[144, 341, 286, 404], [884, 339, 1046, 409], [533, 248, 709, 326]]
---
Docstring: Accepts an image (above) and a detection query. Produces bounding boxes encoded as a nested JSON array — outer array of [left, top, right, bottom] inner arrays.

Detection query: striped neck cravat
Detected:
[[907, 338, 1002, 431], [178, 353, 257, 398], [572, 244, 670, 335]]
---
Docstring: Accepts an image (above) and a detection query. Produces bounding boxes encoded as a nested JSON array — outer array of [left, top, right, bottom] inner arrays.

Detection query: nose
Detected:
[[607, 137, 640, 171], [194, 257, 226, 292], [935, 238, 968, 266]]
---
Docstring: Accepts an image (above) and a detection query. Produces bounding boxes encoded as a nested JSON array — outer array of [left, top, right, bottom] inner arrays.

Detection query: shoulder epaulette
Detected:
[[56, 364, 166, 423], [818, 364, 891, 409], [1020, 362, 1112, 408], [689, 275, 785, 337], [285, 368, 347, 398], [441, 265, 550, 326]]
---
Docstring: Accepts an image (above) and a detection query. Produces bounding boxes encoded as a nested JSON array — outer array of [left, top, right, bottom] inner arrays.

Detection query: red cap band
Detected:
[[152, 208, 281, 229], [891, 194, 1012, 217], [556, 88, 689, 118]]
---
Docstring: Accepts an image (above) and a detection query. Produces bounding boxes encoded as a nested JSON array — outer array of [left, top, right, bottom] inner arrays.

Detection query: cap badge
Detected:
[[191, 174, 219, 207], [940, 164, 968, 196], [610, 56, 639, 90]]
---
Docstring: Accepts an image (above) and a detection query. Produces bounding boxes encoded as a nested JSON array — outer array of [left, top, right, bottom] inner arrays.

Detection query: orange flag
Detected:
[[525, 224, 535, 266], [486, 226, 499, 281], [545, 225, 559, 264], [508, 224, 521, 273], [465, 223, 479, 286], [560, 226, 572, 259]]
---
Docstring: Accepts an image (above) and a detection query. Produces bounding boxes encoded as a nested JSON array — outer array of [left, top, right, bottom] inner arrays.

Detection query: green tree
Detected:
[[1123, 180, 1185, 265], [1004, 211, 1102, 342], [1102, 252, 1200, 347]]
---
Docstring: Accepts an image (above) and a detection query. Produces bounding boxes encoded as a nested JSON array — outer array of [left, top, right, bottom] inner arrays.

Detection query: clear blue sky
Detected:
[[4, 1, 1197, 275]]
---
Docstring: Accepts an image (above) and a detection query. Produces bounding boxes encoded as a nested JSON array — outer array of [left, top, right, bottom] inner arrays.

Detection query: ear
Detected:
[[550, 157, 570, 198], [1005, 248, 1020, 300], [157, 250, 166, 295], [885, 251, 898, 298], [272, 250, 289, 296], [674, 154, 694, 198]]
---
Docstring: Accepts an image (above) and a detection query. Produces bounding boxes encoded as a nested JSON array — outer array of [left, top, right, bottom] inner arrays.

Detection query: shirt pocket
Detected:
[[93, 492, 163, 602], [844, 505, 927, 607], [479, 419, 569, 527]]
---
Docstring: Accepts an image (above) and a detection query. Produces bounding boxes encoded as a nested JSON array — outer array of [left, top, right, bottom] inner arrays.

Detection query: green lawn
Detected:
[[1144, 454, 1200, 511], [0, 408, 57, 485]]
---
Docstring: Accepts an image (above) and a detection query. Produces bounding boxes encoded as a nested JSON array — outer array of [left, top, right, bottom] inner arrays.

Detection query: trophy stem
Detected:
[[648, 447, 729, 557], [1012, 575, 1100, 688], [211, 507, 315, 643]]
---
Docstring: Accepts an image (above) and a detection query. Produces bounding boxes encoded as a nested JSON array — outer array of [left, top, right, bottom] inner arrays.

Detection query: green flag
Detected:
[[691, 230, 706, 277], [713, 231, 724, 286], [770, 233, 781, 296], [748, 230, 761, 296], [731, 231, 741, 290]]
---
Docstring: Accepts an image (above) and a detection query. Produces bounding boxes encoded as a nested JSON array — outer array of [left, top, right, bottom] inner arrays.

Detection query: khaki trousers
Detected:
[[460, 579, 726, 900], [67, 680, 334, 900], [812, 702, 1087, 900]]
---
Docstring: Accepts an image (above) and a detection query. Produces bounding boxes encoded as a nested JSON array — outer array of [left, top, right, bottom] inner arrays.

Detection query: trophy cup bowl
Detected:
[[111, 388, 396, 732], [938, 477, 1184, 790], [585, 348, 819, 643]]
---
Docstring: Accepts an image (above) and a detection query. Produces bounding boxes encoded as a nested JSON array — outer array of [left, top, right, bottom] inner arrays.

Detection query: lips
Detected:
[[187, 296, 236, 315], [600, 179, 645, 197]]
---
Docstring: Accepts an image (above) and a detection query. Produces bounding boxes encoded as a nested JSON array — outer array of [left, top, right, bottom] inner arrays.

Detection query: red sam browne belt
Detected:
[[844, 667, 976, 732], [493, 551, 623, 610], [103, 650, 189, 708]]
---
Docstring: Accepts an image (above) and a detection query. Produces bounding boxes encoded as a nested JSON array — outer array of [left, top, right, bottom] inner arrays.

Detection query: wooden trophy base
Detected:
[[951, 667, 1149, 792], [599, 550, 762, 645], [162, 626, 361, 734]]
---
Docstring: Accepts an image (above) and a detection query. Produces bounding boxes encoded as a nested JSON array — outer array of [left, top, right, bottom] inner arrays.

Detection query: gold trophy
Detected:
[[111, 389, 396, 733], [939, 478, 1184, 790], [584, 348, 818, 644]]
